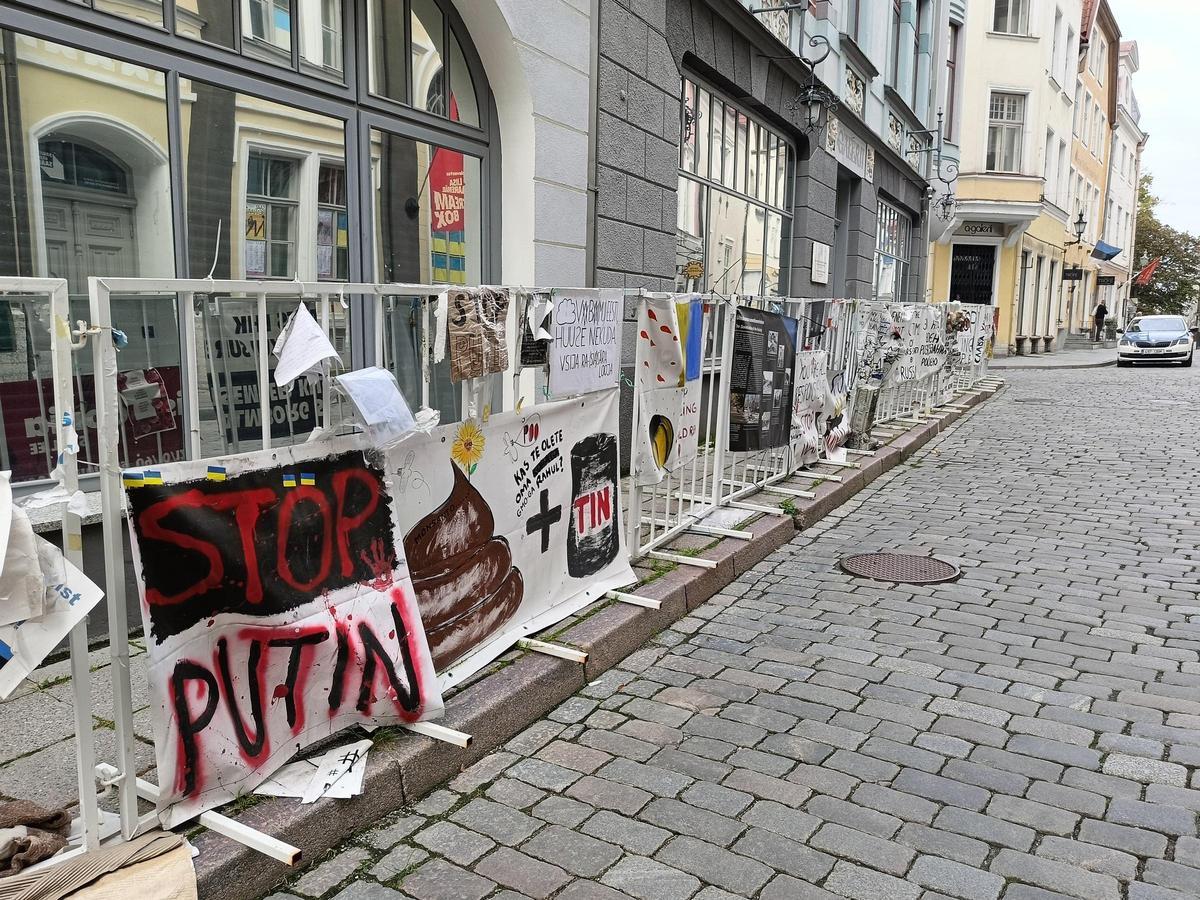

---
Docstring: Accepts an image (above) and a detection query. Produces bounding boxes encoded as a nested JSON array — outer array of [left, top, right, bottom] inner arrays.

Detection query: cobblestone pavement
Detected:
[[269, 363, 1200, 900]]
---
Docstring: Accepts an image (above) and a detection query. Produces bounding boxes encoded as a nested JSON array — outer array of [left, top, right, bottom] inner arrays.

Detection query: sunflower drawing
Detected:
[[451, 420, 486, 476]]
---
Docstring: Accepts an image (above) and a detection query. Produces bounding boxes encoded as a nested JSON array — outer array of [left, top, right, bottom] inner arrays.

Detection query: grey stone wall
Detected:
[[594, 0, 930, 300]]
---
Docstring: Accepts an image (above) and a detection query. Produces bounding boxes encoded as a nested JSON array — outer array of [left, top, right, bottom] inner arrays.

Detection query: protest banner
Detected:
[[393, 389, 636, 685], [549, 289, 622, 398], [123, 440, 443, 827], [790, 350, 828, 468], [632, 296, 707, 486], [728, 308, 797, 452], [202, 303, 322, 447]]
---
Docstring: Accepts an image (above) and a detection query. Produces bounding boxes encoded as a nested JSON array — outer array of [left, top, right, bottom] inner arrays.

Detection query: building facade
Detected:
[[1064, 0, 1119, 339], [930, 0, 1084, 355], [0, 0, 603, 484], [593, 0, 948, 305], [1103, 39, 1147, 326]]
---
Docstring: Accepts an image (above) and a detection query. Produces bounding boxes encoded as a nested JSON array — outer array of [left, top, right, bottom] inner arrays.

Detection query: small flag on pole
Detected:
[[300, 473, 316, 486], [206, 465, 227, 482], [283, 474, 297, 489], [1134, 257, 1161, 286]]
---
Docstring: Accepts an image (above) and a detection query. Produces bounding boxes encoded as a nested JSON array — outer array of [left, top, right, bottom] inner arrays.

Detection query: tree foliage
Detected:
[[1132, 174, 1200, 319]]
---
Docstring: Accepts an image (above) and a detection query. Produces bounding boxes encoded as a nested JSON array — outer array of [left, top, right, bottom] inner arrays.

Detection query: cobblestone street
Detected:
[[268, 363, 1200, 900]]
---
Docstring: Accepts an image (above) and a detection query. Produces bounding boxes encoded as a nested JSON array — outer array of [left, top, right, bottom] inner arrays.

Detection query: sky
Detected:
[[1106, 0, 1199, 235]]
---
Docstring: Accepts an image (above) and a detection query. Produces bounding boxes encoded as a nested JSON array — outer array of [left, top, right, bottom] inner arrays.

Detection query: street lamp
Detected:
[[1066, 210, 1087, 246]]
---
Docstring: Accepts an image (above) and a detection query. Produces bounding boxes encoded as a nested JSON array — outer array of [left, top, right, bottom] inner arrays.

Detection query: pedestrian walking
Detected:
[[1092, 300, 1109, 342]]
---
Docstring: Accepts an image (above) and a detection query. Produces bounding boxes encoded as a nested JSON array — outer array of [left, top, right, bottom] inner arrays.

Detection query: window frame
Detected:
[[873, 197, 911, 303], [945, 22, 960, 140], [986, 90, 1026, 173], [889, 0, 902, 87], [992, 0, 1030, 36], [676, 74, 793, 297]]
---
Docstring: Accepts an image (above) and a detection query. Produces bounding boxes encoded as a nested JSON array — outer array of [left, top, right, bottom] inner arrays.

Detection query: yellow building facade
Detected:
[[929, 0, 1082, 355]]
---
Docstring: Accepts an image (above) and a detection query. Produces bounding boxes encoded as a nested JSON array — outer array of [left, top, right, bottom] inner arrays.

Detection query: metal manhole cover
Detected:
[[839, 552, 961, 584]]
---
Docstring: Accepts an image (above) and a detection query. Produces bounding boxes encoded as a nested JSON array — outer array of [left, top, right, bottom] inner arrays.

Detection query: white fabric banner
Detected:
[[632, 296, 707, 487], [391, 389, 636, 686], [790, 350, 828, 469], [123, 440, 443, 827], [549, 289, 622, 398]]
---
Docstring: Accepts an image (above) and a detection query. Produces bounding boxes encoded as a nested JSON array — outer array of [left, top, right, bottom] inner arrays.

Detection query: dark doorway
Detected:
[[949, 243, 996, 305]]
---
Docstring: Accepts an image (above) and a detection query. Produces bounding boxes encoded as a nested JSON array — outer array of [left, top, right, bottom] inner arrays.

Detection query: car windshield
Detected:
[[1128, 317, 1186, 333]]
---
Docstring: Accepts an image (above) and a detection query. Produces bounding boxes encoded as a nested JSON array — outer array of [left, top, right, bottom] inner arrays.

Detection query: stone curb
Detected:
[[193, 380, 1005, 900], [990, 358, 1115, 370]]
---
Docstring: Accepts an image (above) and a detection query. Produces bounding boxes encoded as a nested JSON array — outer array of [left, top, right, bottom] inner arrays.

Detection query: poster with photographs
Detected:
[[728, 308, 798, 452]]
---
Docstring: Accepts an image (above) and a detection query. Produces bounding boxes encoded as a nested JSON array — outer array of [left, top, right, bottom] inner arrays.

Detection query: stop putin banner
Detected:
[[124, 440, 443, 827], [390, 388, 636, 686]]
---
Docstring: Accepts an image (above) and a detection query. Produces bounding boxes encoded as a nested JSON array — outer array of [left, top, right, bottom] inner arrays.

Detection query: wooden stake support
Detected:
[[518, 638, 589, 664], [402, 721, 473, 748], [607, 590, 662, 610]]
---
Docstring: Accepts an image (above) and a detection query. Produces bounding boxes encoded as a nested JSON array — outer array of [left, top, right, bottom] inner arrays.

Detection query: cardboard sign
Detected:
[[632, 296, 707, 487], [888, 306, 945, 384], [124, 441, 442, 827], [549, 289, 622, 398], [790, 350, 828, 468], [728, 308, 797, 452], [391, 390, 636, 685], [446, 288, 510, 383]]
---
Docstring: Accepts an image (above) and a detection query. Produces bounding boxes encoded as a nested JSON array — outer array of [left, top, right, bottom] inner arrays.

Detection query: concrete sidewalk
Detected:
[[991, 347, 1115, 369]]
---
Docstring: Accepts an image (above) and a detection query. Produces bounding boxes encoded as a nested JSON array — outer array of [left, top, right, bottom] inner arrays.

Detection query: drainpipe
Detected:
[[584, 0, 601, 288]]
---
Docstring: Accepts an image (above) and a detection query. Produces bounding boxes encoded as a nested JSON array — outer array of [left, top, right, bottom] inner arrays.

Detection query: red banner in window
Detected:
[[429, 95, 466, 233]]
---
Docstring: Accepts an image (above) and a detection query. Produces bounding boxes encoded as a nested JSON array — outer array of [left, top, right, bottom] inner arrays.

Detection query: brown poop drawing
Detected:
[[404, 465, 524, 672]]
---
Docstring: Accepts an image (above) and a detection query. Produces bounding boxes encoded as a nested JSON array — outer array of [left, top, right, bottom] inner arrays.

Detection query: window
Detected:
[[846, 0, 863, 42], [1057, 139, 1068, 206], [317, 164, 349, 281], [676, 78, 791, 296], [1092, 36, 1108, 82], [1044, 129, 1056, 198], [1072, 81, 1082, 134], [1063, 27, 1076, 85], [874, 199, 911, 303], [244, 153, 299, 279], [946, 23, 961, 139], [1051, 9, 1064, 84], [993, 0, 1029, 35], [890, 0, 902, 87], [987, 92, 1025, 172]]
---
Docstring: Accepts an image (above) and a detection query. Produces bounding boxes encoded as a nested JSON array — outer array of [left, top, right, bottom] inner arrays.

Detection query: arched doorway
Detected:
[[38, 136, 139, 295]]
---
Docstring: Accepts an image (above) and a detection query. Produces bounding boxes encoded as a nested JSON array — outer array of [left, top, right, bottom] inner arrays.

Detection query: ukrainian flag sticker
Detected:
[[142, 471, 164, 486], [283, 474, 297, 488], [122, 471, 145, 488], [300, 473, 316, 486], [207, 465, 227, 482]]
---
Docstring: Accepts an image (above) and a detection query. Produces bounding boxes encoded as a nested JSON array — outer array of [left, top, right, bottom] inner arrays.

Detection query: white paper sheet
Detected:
[[549, 289, 622, 398], [0, 503, 45, 627], [433, 291, 449, 364], [301, 739, 371, 803], [273, 302, 341, 389], [336, 367, 416, 446], [0, 473, 12, 581], [0, 536, 105, 698]]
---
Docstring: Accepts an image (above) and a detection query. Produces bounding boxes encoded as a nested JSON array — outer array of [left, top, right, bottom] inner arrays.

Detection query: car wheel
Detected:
[[1184, 351, 1194, 368]]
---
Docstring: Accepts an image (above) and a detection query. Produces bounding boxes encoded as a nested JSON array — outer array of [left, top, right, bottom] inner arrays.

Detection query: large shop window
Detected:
[[873, 199, 912, 303], [0, 0, 493, 483], [677, 78, 790, 296]]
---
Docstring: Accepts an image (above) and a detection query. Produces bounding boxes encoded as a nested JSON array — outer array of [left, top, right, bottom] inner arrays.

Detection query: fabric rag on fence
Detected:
[[0, 802, 70, 876]]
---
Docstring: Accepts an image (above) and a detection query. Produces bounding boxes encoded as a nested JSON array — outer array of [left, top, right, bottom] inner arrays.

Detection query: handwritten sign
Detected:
[[549, 289, 622, 398], [125, 442, 442, 827]]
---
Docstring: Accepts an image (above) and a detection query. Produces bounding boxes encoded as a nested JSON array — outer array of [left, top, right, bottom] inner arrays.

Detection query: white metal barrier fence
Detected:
[[6, 277, 998, 872]]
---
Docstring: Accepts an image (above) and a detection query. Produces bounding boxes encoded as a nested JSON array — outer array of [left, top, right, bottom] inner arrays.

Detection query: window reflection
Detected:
[[95, 0, 165, 28], [675, 79, 789, 298], [412, 0, 445, 115], [372, 126, 481, 422], [0, 32, 178, 481], [179, 78, 347, 281]]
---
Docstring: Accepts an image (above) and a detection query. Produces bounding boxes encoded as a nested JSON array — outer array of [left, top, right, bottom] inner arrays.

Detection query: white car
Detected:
[[1117, 315, 1196, 367]]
